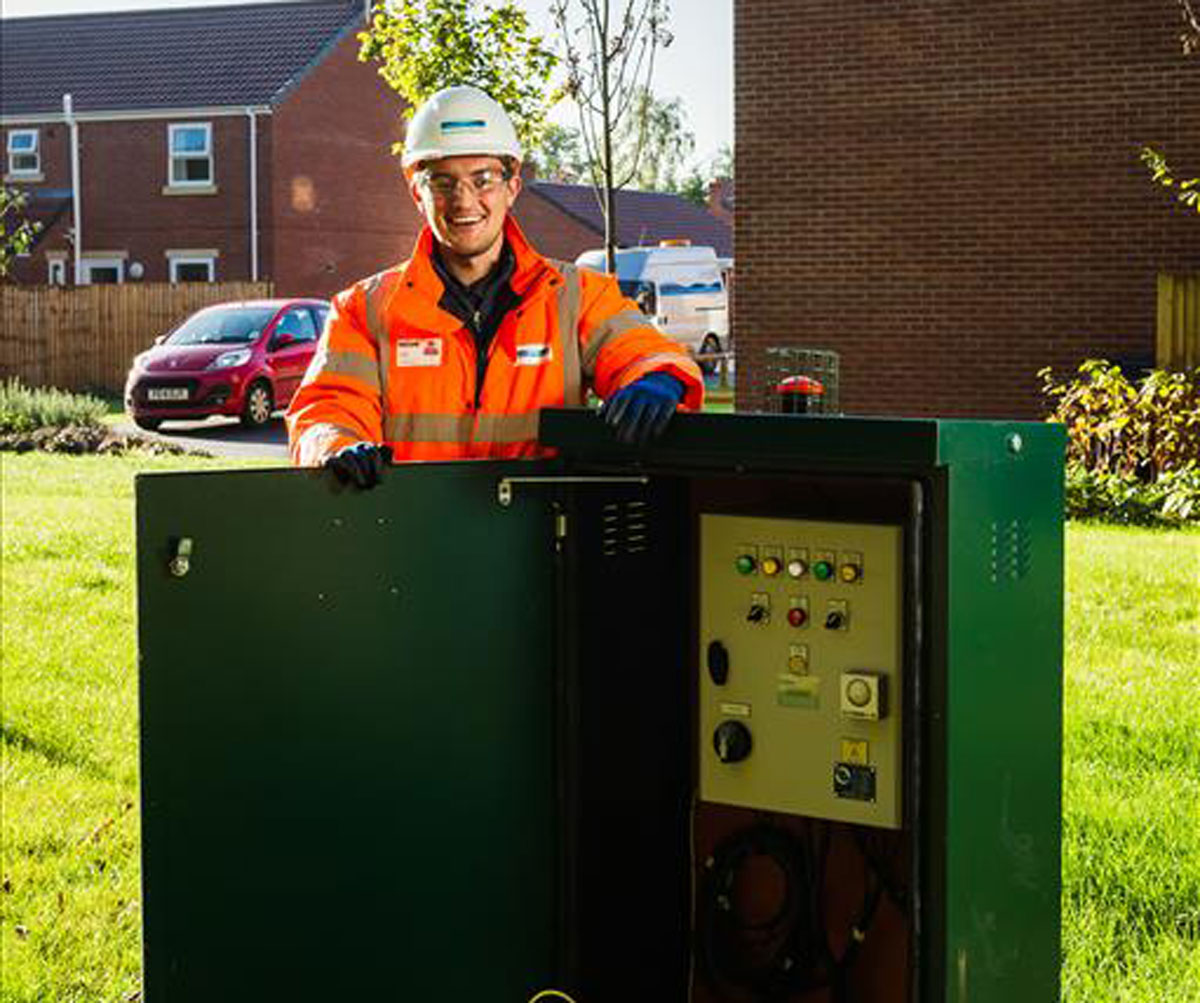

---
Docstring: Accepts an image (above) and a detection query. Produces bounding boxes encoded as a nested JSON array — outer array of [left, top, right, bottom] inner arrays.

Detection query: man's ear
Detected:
[[407, 172, 425, 210]]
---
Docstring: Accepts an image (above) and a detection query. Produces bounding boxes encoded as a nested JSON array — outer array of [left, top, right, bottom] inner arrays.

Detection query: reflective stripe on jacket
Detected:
[[286, 217, 704, 464]]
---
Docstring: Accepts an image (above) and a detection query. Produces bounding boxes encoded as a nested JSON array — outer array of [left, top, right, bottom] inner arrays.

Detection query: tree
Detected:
[[1177, 0, 1199, 52], [532, 122, 589, 182], [1, 186, 41, 280], [359, 0, 559, 157], [612, 89, 694, 192], [551, 0, 673, 271], [1141, 147, 1199, 215], [1141, 0, 1199, 215]]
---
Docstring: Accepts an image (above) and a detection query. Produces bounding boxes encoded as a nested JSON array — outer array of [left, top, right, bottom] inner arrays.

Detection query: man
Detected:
[[286, 85, 704, 488]]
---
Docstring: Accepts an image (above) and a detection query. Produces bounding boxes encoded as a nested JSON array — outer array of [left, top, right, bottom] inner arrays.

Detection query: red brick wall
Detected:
[[513, 185, 604, 262], [4, 122, 72, 282], [5, 114, 263, 285], [270, 28, 419, 299], [734, 0, 1200, 418]]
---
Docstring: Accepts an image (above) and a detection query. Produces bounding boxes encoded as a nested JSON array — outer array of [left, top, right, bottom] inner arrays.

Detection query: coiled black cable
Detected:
[[695, 822, 822, 1002]]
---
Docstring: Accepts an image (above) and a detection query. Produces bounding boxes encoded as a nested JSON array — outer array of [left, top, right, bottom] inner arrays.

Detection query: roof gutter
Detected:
[[63, 93, 82, 285], [1, 105, 273, 126]]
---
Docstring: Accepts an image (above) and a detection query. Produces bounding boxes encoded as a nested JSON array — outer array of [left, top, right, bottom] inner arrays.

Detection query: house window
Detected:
[[169, 123, 212, 186], [48, 259, 66, 285], [7, 129, 39, 176], [169, 255, 216, 283], [82, 258, 124, 284]]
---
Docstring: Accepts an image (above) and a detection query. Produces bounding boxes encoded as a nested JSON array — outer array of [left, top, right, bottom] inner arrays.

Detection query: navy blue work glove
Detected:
[[600, 371, 686, 445], [325, 442, 393, 490]]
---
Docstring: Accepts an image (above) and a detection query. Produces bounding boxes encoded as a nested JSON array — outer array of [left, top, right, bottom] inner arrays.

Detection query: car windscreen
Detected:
[[166, 306, 278, 346]]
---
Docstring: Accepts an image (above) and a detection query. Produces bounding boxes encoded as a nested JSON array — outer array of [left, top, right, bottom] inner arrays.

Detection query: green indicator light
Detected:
[[736, 554, 757, 575], [813, 560, 834, 581]]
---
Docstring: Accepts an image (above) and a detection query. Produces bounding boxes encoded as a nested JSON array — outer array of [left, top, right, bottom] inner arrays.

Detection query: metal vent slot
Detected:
[[600, 499, 652, 557], [990, 519, 1031, 583]]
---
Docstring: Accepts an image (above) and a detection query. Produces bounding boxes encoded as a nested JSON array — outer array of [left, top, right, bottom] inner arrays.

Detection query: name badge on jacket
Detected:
[[396, 338, 443, 368], [516, 344, 552, 366]]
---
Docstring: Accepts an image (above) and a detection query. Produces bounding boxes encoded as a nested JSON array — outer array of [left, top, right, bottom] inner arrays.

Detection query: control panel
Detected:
[[698, 515, 904, 828]]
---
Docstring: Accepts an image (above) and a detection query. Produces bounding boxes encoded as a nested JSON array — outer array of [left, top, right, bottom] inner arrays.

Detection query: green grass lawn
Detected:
[[2, 452, 1198, 1001]]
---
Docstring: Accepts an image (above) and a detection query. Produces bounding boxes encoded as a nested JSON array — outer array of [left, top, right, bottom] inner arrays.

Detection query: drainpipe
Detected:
[[63, 93, 82, 285], [246, 107, 258, 282]]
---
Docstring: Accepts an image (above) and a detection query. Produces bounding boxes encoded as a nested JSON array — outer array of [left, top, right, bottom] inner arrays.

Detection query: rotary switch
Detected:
[[713, 720, 753, 764]]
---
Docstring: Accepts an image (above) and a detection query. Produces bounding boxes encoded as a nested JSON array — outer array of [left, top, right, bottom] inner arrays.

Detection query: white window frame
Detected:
[[81, 257, 125, 285], [168, 254, 216, 283], [7, 128, 40, 177], [47, 258, 66, 285], [168, 122, 213, 188]]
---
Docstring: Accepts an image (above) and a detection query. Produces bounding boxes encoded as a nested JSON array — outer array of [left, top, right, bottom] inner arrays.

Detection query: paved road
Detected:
[[113, 415, 290, 461]]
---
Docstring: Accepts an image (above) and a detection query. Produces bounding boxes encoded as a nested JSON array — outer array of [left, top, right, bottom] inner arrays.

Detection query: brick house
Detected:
[[0, 0, 422, 299], [516, 180, 732, 261], [734, 0, 1199, 418]]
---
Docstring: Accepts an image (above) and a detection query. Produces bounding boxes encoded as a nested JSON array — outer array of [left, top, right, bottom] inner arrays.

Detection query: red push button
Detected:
[[787, 607, 807, 628]]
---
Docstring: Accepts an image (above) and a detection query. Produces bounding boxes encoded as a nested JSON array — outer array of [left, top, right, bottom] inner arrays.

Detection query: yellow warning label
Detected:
[[840, 739, 869, 765]]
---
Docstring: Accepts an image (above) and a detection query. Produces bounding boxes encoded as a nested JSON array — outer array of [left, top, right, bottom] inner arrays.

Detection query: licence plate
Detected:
[[147, 388, 188, 402]]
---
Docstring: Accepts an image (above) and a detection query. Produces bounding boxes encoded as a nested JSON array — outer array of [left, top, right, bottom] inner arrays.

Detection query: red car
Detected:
[[124, 298, 330, 431]]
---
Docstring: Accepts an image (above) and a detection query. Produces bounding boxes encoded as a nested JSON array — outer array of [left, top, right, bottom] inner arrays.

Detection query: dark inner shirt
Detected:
[[431, 242, 520, 406]]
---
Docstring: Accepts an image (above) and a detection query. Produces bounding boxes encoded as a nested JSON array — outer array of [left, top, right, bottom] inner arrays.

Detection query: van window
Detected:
[[619, 280, 657, 315]]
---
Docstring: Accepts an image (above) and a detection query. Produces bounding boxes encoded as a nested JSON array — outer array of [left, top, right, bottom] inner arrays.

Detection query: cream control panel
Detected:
[[699, 515, 904, 829]]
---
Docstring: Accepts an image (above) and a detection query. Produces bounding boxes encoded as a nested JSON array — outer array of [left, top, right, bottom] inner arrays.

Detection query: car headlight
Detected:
[[132, 352, 151, 370], [207, 348, 252, 370]]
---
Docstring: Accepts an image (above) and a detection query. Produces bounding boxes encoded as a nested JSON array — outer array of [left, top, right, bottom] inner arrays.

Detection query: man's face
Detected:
[[409, 155, 521, 263]]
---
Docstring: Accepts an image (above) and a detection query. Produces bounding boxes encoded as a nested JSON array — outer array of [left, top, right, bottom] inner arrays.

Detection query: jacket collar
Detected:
[[400, 215, 560, 304]]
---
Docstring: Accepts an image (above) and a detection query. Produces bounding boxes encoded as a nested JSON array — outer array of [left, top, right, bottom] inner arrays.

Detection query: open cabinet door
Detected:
[[136, 461, 559, 1002]]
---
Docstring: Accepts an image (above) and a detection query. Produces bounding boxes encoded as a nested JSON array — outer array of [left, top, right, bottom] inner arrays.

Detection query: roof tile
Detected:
[[529, 181, 732, 257], [1, 0, 360, 116]]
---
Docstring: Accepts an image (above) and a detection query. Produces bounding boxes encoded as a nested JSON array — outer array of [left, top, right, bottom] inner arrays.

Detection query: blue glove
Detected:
[[325, 442, 393, 490], [600, 371, 686, 444]]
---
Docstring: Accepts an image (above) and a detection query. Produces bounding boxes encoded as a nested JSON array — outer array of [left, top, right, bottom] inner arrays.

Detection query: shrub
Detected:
[[0, 378, 108, 434], [1065, 462, 1200, 525], [1041, 361, 1200, 525]]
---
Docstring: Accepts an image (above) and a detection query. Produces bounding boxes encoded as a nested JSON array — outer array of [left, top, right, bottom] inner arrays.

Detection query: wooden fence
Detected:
[[1157, 273, 1200, 371], [1, 282, 274, 395]]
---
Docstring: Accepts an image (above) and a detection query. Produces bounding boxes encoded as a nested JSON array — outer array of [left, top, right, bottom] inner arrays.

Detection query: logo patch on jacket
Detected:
[[516, 343, 552, 366], [396, 338, 443, 368]]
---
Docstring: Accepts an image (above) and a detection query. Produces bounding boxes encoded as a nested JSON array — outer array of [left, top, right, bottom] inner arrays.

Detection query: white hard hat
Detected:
[[401, 85, 523, 171]]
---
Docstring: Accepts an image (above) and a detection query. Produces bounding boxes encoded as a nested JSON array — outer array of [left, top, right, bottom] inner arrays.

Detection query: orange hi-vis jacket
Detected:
[[287, 217, 704, 465]]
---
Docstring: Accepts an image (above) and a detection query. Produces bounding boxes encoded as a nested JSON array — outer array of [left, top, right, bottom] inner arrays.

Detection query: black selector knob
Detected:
[[713, 720, 753, 764], [825, 610, 845, 630], [707, 640, 730, 686]]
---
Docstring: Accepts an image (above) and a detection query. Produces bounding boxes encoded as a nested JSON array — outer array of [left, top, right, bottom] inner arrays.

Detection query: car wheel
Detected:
[[133, 416, 162, 432], [699, 334, 722, 376], [241, 380, 274, 428]]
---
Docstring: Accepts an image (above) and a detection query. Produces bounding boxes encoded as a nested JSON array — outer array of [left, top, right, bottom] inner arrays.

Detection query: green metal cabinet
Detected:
[[136, 411, 1064, 1002]]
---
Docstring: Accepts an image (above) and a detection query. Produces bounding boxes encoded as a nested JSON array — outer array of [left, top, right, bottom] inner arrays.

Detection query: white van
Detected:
[[575, 243, 730, 372]]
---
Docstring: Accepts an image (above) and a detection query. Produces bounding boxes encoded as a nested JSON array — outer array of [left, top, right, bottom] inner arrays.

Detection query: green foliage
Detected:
[[531, 122, 588, 182], [358, 0, 559, 156], [613, 88, 695, 191], [0, 379, 108, 434], [1041, 360, 1200, 524], [2, 184, 42, 278], [1141, 146, 1200, 215], [1065, 463, 1200, 526]]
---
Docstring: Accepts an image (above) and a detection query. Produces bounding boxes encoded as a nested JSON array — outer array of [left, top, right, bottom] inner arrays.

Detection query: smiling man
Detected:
[[286, 85, 704, 488]]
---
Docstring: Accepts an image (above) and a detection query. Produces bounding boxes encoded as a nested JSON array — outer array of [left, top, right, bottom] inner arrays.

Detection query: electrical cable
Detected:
[[695, 821, 822, 1002]]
